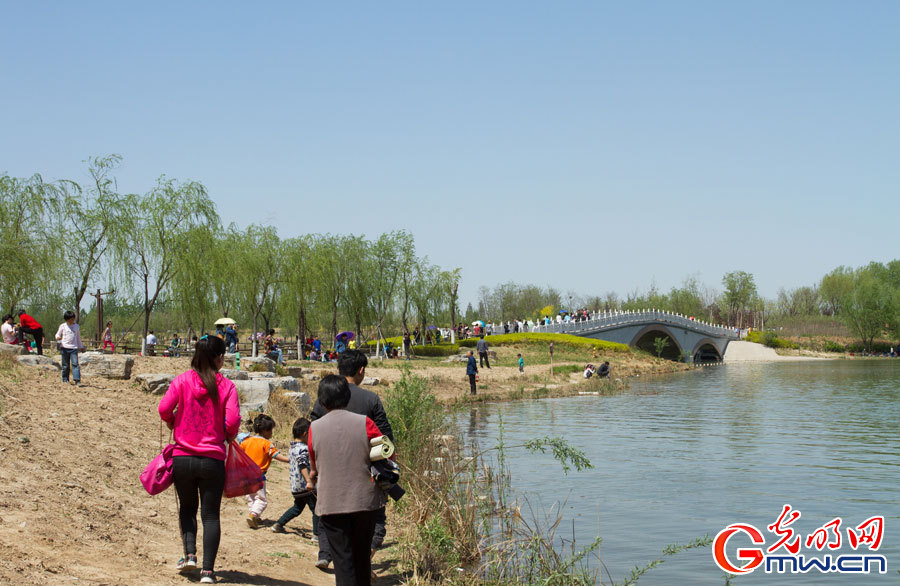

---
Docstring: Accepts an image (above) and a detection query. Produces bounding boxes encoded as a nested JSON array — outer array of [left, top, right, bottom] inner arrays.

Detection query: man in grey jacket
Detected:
[[476, 335, 490, 369], [310, 350, 393, 570]]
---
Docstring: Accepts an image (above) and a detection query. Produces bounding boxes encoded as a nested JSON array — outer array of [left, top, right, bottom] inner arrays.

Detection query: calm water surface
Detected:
[[461, 360, 900, 584]]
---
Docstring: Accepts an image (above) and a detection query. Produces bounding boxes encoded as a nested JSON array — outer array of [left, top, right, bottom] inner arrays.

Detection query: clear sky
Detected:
[[2, 2, 897, 306]]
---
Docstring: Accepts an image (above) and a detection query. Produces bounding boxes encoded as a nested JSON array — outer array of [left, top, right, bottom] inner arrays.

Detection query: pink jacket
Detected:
[[158, 370, 241, 461]]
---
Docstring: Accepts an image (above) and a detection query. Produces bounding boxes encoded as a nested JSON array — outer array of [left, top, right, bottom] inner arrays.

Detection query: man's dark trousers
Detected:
[[479, 352, 490, 368], [320, 509, 377, 586]]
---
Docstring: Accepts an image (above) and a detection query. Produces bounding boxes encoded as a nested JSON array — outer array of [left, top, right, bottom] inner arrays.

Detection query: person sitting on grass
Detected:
[[271, 418, 316, 535]]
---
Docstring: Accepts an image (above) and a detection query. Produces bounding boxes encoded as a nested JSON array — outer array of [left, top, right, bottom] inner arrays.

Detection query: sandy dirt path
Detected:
[[0, 359, 392, 586]]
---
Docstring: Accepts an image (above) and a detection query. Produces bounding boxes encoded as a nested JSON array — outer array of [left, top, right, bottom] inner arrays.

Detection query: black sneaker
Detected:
[[200, 570, 216, 583]]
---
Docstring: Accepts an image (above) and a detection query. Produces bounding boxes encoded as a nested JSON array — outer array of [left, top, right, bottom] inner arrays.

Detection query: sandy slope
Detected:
[[723, 341, 828, 362], [0, 358, 378, 586]]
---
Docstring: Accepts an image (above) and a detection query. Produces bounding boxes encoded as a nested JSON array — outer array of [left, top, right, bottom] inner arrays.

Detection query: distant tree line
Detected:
[[474, 264, 900, 350], [0, 156, 460, 355]]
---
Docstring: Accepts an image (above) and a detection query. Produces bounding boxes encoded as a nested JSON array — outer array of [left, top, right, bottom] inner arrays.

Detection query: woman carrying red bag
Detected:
[[158, 335, 241, 584]]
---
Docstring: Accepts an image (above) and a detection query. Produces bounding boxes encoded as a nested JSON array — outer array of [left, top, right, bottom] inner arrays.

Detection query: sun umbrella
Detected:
[[335, 331, 355, 341], [558, 310, 569, 315], [472, 320, 485, 326], [427, 325, 437, 329], [214, 317, 236, 326]]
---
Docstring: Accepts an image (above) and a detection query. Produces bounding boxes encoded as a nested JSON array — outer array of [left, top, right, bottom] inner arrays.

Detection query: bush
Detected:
[[822, 340, 846, 353], [847, 341, 895, 353], [746, 330, 798, 349], [408, 344, 458, 357], [458, 332, 630, 353]]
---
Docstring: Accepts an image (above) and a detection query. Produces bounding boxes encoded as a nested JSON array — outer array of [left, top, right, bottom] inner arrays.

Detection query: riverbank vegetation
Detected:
[[4, 159, 896, 356]]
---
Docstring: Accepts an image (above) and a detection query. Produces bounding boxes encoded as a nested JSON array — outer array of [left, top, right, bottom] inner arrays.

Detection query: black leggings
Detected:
[[173, 456, 225, 571]]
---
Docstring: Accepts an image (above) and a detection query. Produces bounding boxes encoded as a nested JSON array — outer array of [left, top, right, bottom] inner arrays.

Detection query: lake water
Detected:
[[461, 360, 900, 584]]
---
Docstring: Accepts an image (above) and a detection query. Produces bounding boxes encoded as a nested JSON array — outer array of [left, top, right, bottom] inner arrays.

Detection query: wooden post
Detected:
[[549, 342, 554, 376]]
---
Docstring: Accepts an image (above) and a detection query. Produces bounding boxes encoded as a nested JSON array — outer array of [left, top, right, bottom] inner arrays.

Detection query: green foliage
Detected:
[[745, 330, 798, 349], [652, 336, 669, 357], [383, 367, 445, 474], [522, 436, 593, 474], [458, 332, 630, 353], [822, 340, 846, 353], [408, 344, 459, 357]]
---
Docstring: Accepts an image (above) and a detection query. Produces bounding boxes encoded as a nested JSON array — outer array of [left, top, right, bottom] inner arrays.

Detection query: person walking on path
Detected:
[[55, 310, 85, 386], [157, 336, 241, 584], [308, 375, 388, 586], [224, 324, 237, 353], [17, 309, 43, 355], [310, 350, 393, 571], [476, 335, 490, 369], [102, 321, 114, 353], [402, 332, 411, 360], [466, 350, 478, 395]]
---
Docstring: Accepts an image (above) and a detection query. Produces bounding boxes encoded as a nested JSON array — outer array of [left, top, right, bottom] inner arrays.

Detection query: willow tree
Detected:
[[117, 176, 219, 353], [0, 173, 59, 315], [171, 225, 219, 336], [281, 235, 315, 357], [369, 232, 403, 355], [236, 225, 281, 356], [342, 237, 374, 343], [312, 234, 353, 343], [51, 155, 129, 322]]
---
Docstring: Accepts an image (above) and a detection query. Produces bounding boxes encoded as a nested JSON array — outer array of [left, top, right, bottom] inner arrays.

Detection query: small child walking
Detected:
[[55, 310, 85, 385], [102, 321, 114, 353], [240, 414, 289, 528], [517, 353, 525, 374], [271, 418, 317, 535]]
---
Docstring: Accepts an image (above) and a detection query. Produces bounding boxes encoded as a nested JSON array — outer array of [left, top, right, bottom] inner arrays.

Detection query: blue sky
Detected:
[[2, 2, 897, 306]]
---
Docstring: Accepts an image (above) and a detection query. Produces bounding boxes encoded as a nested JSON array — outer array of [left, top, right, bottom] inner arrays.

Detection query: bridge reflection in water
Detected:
[[532, 310, 739, 362]]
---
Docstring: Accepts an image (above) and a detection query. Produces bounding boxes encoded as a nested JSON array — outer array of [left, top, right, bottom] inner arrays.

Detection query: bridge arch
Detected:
[[630, 325, 684, 360], [691, 337, 724, 362]]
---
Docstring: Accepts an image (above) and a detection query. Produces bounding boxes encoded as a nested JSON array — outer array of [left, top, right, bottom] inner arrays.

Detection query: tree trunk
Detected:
[[252, 312, 259, 357], [141, 275, 150, 355], [297, 305, 306, 360], [449, 283, 458, 338]]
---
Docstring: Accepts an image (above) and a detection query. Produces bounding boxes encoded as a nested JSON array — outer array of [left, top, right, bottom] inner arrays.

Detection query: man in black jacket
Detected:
[[310, 349, 393, 570]]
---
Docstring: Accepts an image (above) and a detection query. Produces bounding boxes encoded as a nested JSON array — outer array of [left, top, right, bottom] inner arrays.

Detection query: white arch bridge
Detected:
[[532, 310, 739, 362]]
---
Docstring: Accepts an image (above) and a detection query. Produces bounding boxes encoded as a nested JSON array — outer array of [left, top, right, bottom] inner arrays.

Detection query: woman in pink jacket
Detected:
[[158, 335, 241, 584]]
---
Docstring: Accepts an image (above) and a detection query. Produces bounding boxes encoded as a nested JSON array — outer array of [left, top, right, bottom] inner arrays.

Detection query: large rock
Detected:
[[220, 369, 248, 381], [272, 376, 300, 392], [302, 372, 323, 381], [242, 356, 276, 373], [248, 371, 276, 379], [79, 352, 135, 380], [135, 373, 176, 395], [285, 366, 309, 377], [0, 343, 26, 356], [361, 376, 381, 386], [221, 353, 236, 368], [16, 354, 60, 371], [234, 379, 274, 414], [281, 391, 311, 414]]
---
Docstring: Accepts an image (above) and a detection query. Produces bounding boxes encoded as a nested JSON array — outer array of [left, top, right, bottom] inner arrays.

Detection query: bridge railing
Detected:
[[531, 310, 740, 339]]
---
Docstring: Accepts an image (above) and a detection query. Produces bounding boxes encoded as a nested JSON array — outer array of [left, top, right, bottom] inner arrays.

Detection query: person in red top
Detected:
[[17, 310, 43, 355]]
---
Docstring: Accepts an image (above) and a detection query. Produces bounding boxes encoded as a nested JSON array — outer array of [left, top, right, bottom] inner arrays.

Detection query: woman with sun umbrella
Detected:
[[335, 331, 354, 354]]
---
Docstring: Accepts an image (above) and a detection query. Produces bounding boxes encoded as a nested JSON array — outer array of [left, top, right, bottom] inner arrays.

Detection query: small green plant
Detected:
[[653, 336, 669, 358]]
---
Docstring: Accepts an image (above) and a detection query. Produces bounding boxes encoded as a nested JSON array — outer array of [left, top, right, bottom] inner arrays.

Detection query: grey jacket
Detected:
[[476, 339, 488, 353]]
